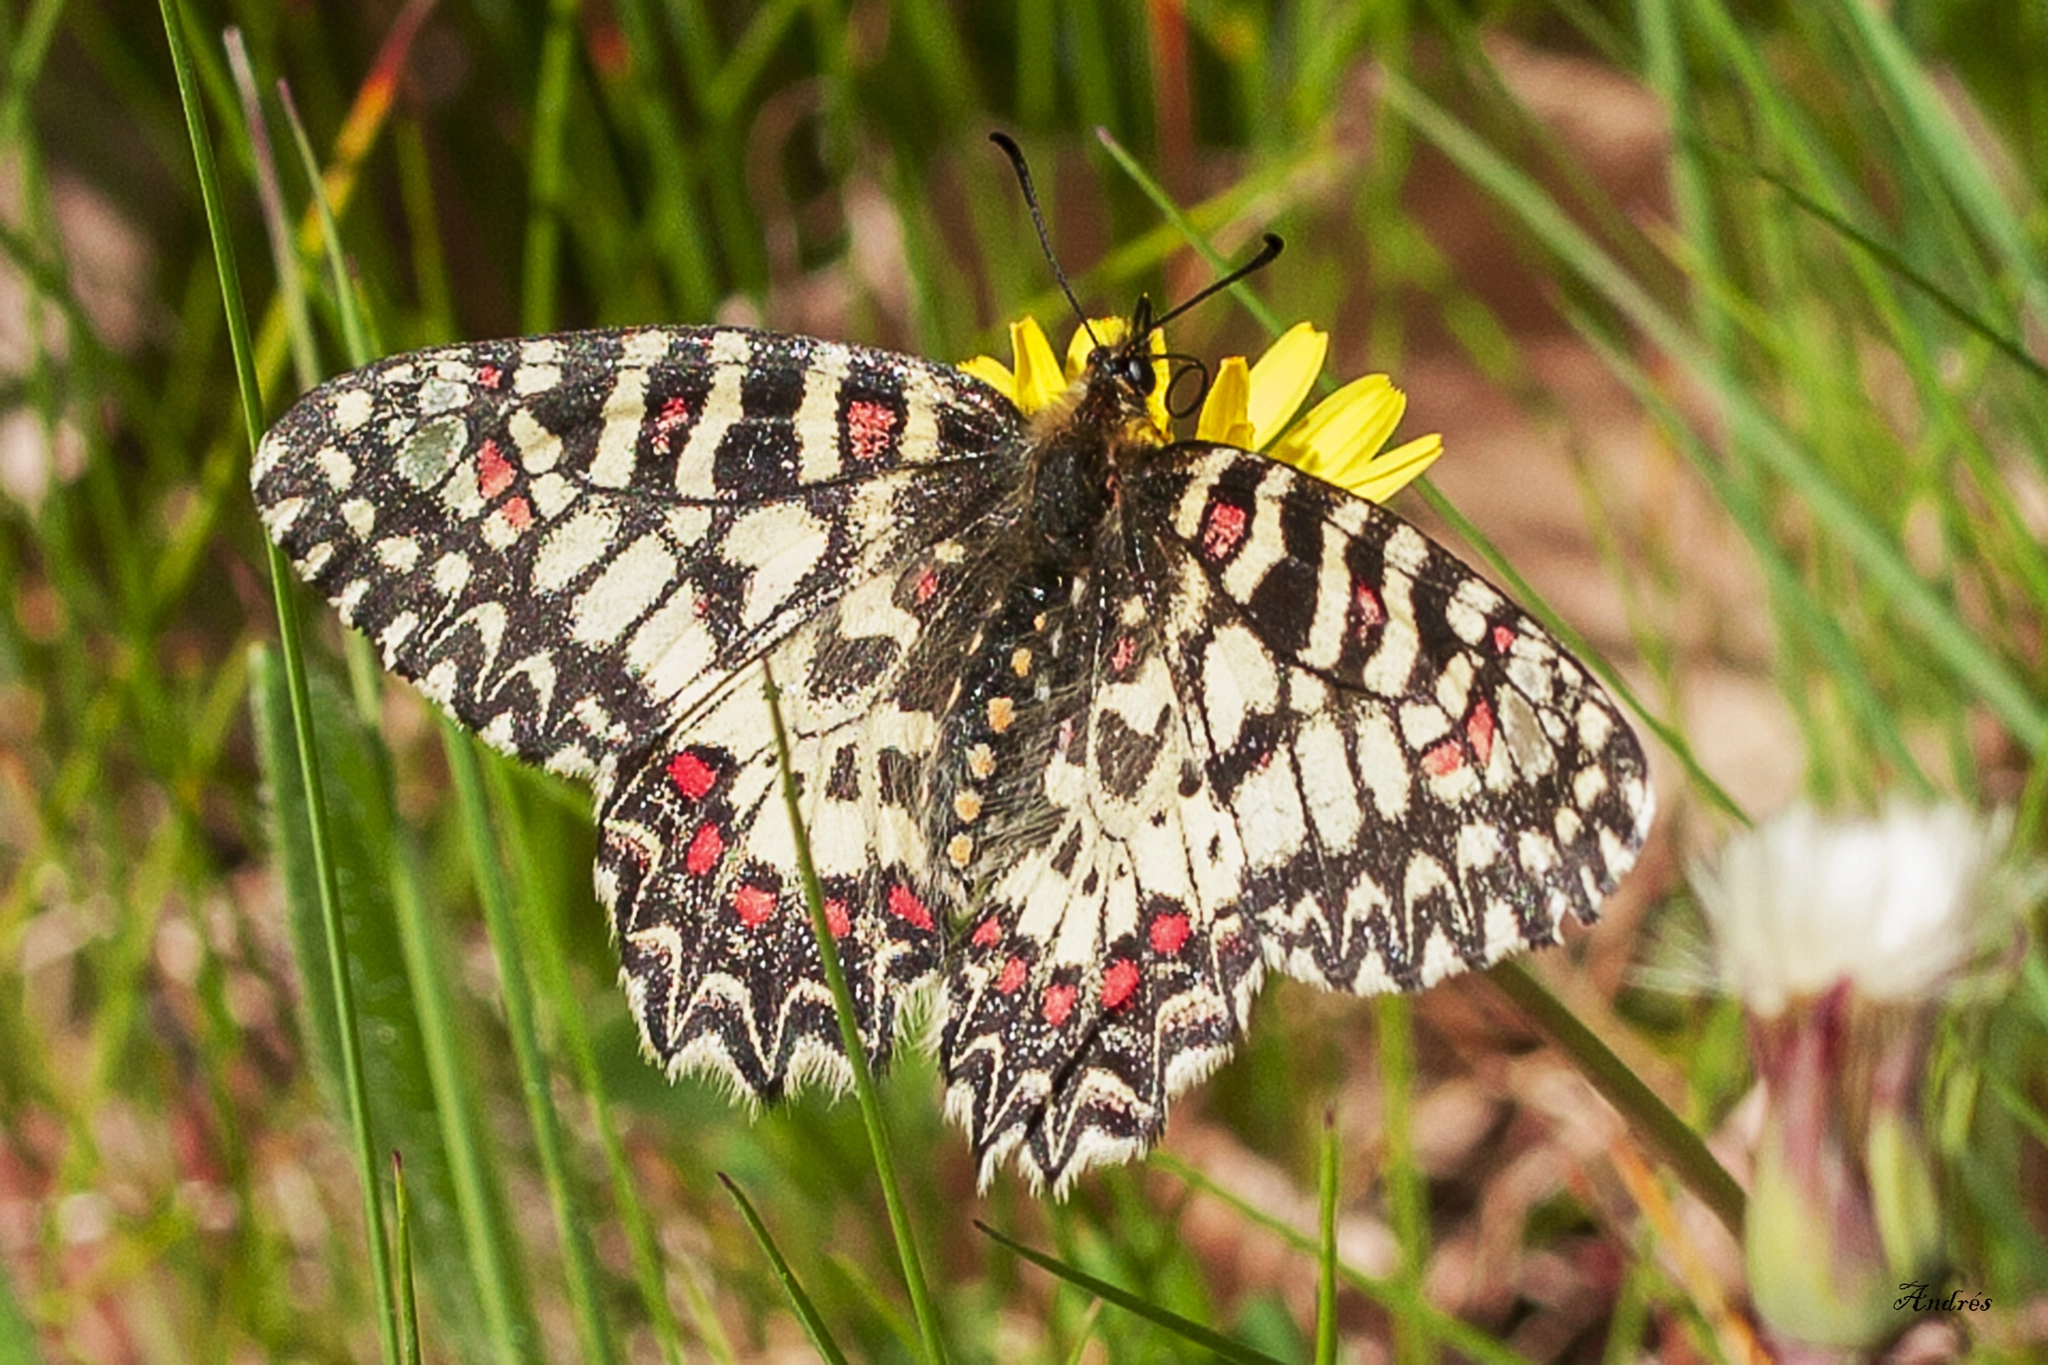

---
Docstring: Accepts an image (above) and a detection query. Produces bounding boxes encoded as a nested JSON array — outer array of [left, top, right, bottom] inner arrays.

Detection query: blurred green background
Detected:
[[2, 0, 2045, 1359]]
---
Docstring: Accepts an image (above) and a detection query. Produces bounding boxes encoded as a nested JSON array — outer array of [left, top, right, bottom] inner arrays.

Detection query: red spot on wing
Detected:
[[1354, 582, 1386, 631], [652, 395, 691, 454], [1422, 739, 1464, 777], [1042, 982, 1077, 1027], [845, 399, 898, 463], [1492, 624, 1515, 653], [668, 751, 717, 800], [1200, 501, 1248, 561], [887, 883, 934, 931], [475, 364, 503, 389], [734, 883, 775, 927], [1466, 699, 1496, 766], [1149, 913, 1190, 955], [996, 956, 1028, 993], [971, 917, 1001, 948], [914, 566, 939, 605], [1109, 635, 1137, 673], [684, 823, 724, 876], [824, 899, 851, 938], [477, 439, 515, 499], [1101, 959, 1140, 1010], [498, 496, 532, 531]]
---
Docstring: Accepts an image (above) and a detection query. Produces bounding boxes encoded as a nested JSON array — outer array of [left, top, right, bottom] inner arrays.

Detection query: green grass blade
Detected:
[[442, 724, 622, 1365], [0, 1256, 35, 1365], [1725, 149, 2048, 392], [356, 656, 542, 1364], [1572, 310, 1933, 795], [975, 1221, 1284, 1365], [274, 83, 373, 365], [522, 0, 582, 334], [1379, 71, 2048, 752], [760, 666, 948, 1365], [251, 649, 520, 1362], [394, 1154, 422, 1365], [719, 1174, 852, 1365], [1314, 1110, 1338, 1365], [1488, 963, 1744, 1235], [1831, 0, 2043, 293], [222, 30, 317, 387], [1056, 1300, 1106, 1365], [159, 3, 399, 1358], [484, 763, 703, 1365]]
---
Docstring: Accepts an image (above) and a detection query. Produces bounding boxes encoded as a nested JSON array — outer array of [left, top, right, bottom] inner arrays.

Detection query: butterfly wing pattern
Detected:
[[254, 321, 1652, 1193]]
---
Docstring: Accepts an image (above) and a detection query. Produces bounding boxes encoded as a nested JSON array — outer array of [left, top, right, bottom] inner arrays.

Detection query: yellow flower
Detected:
[[962, 315, 1170, 434], [963, 318, 1440, 504]]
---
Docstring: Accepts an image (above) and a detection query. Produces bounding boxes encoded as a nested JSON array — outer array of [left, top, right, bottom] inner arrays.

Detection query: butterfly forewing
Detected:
[[253, 326, 1019, 790], [1133, 444, 1653, 991]]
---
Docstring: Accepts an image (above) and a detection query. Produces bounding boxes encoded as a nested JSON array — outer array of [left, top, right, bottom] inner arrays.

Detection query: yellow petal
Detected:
[[1246, 322, 1327, 446], [1343, 433, 1442, 504], [958, 354, 1016, 401], [1011, 317, 1066, 413], [1268, 373, 1402, 488], [1196, 356, 1257, 447], [1065, 318, 1122, 380], [1143, 329, 1171, 435]]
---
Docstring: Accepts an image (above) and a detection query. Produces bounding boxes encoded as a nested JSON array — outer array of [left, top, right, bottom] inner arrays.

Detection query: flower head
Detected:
[[962, 318, 1442, 504], [1692, 801, 2036, 1352], [1693, 801, 2022, 1017]]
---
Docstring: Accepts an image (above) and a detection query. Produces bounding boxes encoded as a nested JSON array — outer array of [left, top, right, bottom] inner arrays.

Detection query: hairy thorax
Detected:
[[1023, 372, 1164, 565]]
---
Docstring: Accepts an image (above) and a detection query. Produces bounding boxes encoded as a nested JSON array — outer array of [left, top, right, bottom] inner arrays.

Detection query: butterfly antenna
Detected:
[[1146, 232, 1285, 336], [991, 132, 1101, 351]]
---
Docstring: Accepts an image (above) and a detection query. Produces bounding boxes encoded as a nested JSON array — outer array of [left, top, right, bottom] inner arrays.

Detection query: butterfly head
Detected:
[[1065, 316, 1171, 457]]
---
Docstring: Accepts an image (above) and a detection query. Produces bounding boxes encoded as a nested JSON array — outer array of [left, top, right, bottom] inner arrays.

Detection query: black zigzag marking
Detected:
[[1130, 444, 1653, 995]]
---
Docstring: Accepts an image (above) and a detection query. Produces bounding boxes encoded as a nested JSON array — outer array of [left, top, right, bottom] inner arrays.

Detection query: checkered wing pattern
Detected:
[[254, 318, 1654, 1196], [253, 326, 1020, 1093], [1141, 445, 1652, 989], [930, 537, 1266, 1188]]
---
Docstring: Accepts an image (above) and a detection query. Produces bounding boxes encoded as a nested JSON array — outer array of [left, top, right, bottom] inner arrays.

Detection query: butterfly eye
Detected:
[[1111, 350, 1155, 397]]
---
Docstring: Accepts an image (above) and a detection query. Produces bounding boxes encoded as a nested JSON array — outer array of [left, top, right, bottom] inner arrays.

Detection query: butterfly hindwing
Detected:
[[599, 560, 964, 1098], [252, 326, 1020, 791]]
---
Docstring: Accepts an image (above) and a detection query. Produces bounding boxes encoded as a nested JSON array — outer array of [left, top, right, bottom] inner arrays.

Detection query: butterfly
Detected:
[[252, 225, 1652, 1194]]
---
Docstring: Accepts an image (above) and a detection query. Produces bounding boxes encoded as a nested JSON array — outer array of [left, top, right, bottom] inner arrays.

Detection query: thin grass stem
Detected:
[[443, 727, 622, 1365], [760, 665, 949, 1364], [159, 4, 400, 1360]]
